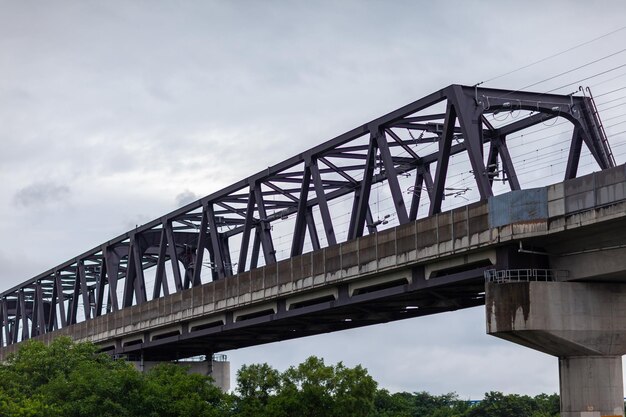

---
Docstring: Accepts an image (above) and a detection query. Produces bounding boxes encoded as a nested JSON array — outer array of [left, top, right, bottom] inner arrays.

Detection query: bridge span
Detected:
[[2, 165, 626, 360], [1, 83, 623, 416]]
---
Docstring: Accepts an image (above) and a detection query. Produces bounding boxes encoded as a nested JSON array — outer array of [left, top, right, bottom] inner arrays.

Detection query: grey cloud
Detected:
[[175, 189, 198, 206], [13, 182, 70, 207]]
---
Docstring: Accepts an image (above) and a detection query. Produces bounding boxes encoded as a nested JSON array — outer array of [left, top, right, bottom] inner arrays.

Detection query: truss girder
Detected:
[[0, 84, 614, 345]]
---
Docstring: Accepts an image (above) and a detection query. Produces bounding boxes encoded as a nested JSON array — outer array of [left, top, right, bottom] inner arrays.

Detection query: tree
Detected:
[[233, 356, 377, 417], [466, 391, 559, 417], [0, 337, 229, 417], [374, 390, 469, 417], [0, 337, 563, 417], [140, 363, 227, 417]]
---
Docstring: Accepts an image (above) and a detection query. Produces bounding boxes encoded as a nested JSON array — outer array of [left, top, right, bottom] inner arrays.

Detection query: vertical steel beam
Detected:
[[78, 260, 91, 320], [13, 294, 20, 343], [348, 132, 377, 239], [34, 282, 45, 337], [365, 207, 377, 234], [453, 87, 493, 200], [122, 245, 136, 308], [193, 206, 210, 285], [47, 279, 58, 332], [310, 159, 337, 246], [54, 270, 67, 328], [183, 260, 194, 289], [486, 140, 499, 187], [153, 227, 169, 299], [305, 209, 321, 251], [165, 221, 183, 292], [423, 167, 435, 202], [207, 203, 226, 280], [205, 239, 218, 282], [565, 126, 583, 180], [409, 171, 424, 221], [238, 186, 257, 273], [122, 237, 147, 307], [408, 164, 434, 220], [250, 227, 261, 269], [132, 237, 147, 304], [18, 290, 27, 341], [497, 137, 521, 190], [0, 299, 4, 346], [221, 235, 233, 276], [291, 166, 311, 257], [95, 256, 107, 317], [430, 101, 457, 215], [68, 267, 81, 325], [253, 186, 277, 265], [30, 287, 39, 339], [1, 299, 9, 345], [2, 297, 13, 345], [376, 128, 409, 224], [104, 248, 120, 312], [88, 290, 96, 320]]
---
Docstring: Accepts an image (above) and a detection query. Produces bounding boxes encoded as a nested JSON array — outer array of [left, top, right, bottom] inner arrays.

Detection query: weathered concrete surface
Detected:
[[487, 282, 626, 417], [487, 282, 626, 356], [560, 356, 623, 417]]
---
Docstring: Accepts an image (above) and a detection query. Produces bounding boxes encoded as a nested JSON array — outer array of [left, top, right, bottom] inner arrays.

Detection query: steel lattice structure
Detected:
[[0, 84, 615, 346]]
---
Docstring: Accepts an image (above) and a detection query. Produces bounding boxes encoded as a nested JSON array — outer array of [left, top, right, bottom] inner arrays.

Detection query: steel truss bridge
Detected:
[[0, 84, 616, 356]]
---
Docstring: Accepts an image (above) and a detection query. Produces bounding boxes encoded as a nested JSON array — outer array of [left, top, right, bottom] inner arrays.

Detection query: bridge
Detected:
[[1, 83, 624, 417]]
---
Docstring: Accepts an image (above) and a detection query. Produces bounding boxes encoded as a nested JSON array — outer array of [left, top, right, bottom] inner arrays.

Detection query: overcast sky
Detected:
[[1, 0, 626, 398]]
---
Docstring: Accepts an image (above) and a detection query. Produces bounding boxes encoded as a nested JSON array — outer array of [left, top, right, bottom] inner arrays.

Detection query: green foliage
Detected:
[[0, 337, 561, 417], [140, 364, 226, 417], [0, 337, 227, 417], [234, 356, 378, 417], [465, 391, 560, 417], [374, 390, 469, 417]]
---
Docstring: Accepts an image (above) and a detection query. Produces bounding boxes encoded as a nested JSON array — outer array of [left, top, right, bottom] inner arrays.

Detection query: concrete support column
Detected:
[[560, 356, 624, 417], [486, 281, 626, 417]]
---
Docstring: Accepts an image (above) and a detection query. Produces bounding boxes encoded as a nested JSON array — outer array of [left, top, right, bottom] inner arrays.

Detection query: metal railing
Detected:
[[484, 269, 569, 283]]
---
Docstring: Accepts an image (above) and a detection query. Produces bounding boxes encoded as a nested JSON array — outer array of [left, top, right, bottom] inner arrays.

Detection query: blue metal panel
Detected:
[[488, 188, 548, 228]]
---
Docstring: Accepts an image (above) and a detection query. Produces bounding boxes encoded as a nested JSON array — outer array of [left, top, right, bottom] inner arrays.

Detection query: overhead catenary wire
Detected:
[[479, 26, 626, 85], [544, 63, 626, 94], [519, 48, 626, 91], [594, 85, 626, 98]]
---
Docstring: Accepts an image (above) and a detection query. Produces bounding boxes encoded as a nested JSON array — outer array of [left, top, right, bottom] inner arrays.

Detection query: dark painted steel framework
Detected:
[[0, 84, 614, 346]]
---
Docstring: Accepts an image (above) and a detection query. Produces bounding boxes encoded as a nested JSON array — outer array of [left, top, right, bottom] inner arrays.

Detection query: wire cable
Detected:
[[545, 63, 626, 93], [479, 26, 626, 85], [594, 85, 626, 98]]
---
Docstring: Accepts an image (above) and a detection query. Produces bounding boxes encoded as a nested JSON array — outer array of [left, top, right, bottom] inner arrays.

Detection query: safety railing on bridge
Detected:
[[484, 269, 569, 283]]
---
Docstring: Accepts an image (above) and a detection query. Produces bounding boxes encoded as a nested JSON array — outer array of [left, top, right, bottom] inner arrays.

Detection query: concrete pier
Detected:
[[486, 281, 626, 417], [132, 356, 231, 392], [560, 356, 623, 417]]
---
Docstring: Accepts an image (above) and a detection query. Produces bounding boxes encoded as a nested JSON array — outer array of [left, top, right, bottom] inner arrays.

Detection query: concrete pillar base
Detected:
[[486, 282, 626, 417], [560, 356, 624, 417], [131, 359, 230, 392]]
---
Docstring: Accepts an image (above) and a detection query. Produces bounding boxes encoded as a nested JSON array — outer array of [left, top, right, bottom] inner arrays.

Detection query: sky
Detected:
[[1, 0, 626, 398]]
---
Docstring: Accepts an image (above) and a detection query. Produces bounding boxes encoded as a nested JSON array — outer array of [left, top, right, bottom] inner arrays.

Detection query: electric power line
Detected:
[[479, 26, 626, 85]]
